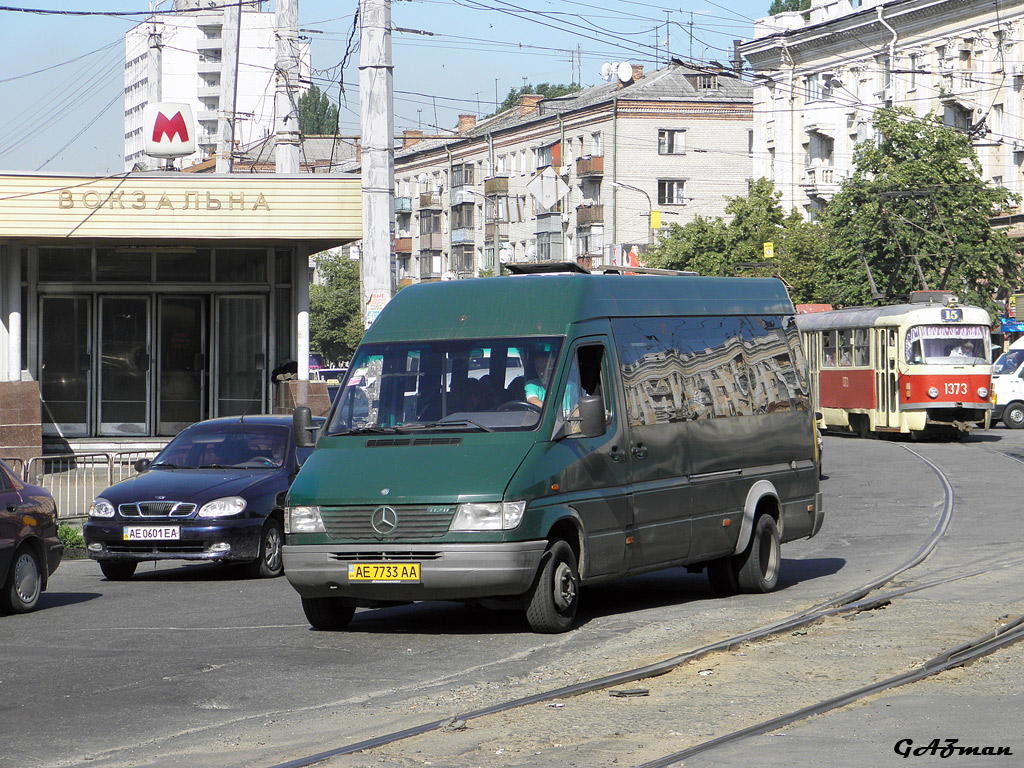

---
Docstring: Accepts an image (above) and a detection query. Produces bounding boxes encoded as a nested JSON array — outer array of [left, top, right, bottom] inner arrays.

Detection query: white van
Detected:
[[991, 337, 1024, 427]]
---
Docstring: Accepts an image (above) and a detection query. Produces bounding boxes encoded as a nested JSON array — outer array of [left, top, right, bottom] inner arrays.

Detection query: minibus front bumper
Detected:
[[283, 541, 548, 600]]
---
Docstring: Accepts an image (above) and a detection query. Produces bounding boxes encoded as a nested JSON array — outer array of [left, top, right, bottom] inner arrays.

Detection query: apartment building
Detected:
[[124, 0, 310, 171], [741, 0, 1024, 218], [391, 62, 753, 282]]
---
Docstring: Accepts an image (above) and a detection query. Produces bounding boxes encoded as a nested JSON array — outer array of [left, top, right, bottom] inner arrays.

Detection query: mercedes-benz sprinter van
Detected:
[[284, 272, 823, 633]]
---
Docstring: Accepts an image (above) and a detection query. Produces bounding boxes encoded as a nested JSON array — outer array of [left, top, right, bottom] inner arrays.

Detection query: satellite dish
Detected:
[[617, 61, 634, 84], [600, 62, 613, 81]]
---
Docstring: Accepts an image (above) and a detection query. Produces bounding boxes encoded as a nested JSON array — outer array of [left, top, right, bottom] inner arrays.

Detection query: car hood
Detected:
[[100, 467, 284, 505], [288, 432, 537, 506]]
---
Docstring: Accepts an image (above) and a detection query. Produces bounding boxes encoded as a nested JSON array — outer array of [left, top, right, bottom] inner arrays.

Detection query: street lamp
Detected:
[[613, 180, 658, 246]]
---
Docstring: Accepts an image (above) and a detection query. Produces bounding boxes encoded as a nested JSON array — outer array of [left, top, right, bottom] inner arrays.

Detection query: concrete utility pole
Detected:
[[216, 0, 240, 173], [359, 0, 396, 327], [275, 0, 300, 174], [147, 7, 163, 170]]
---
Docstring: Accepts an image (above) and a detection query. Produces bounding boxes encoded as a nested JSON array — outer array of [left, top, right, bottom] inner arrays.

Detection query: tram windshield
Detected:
[[905, 325, 990, 365]]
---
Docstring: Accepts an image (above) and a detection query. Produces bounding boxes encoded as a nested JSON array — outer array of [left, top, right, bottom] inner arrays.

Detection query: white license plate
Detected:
[[123, 526, 180, 541]]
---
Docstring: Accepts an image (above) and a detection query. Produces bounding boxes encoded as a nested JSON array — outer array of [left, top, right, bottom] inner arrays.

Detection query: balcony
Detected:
[[395, 196, 412, 213], [485, 221, 509, 240], [450, 228, 475, 245], [197, 37, 223, 53], [575, 155, 604, 177], [802, 165, 844, 201], [197, 57, 223, 75], [484, 175, 509, 195], [419, 192, 442, 209], [419, 232, 443, 250], [394, 237, 412, 253], [576, 204, 604, 226], [451, 188, 477, 206]]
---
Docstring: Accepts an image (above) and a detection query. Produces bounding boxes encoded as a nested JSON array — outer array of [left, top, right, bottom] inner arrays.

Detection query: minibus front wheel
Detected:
[[736, 514, 781, 593], [301, 596, 356, 631], [525, 540, 579, 633]]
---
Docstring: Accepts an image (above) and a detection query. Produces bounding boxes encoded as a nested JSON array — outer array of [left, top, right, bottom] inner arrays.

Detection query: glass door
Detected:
[[39, 296, 92, 437], [215, 296, 266, 417], [99, 297, 151, 436], [158, 296, 207, 435]]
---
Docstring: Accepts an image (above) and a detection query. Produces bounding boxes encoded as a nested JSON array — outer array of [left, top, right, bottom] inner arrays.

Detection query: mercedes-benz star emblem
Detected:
[[371, 505, 398, 535]]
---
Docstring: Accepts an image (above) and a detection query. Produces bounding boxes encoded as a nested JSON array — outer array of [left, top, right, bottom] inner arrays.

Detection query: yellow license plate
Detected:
[[347, 562, 421, 582]]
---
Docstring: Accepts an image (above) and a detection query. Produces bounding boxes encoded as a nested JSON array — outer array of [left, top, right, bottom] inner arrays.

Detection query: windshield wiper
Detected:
[[333, 425, 404, 436], [149, 462, 178, 469], [405, 419, 494, 433]]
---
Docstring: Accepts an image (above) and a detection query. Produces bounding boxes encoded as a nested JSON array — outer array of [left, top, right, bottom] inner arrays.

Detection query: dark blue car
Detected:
[[83, 415, 317, 580]]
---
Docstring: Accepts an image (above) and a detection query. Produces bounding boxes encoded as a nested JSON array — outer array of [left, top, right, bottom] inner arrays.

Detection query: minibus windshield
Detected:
[[905, 325, 990, 365], [327, 337, 563, 435], [993, 349, 1024, 375]]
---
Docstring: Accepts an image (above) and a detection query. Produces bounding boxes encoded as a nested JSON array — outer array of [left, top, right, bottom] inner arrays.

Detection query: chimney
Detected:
[[354, 138, 361, 162], [631, 64, 644, 81], [457, 114, 477, 134], [519, 94, 543, 116], [402, 129, 423, 149]]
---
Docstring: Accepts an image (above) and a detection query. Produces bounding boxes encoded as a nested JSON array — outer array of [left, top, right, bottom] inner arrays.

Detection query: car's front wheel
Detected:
[[301, 596, 356, 630], [1, 547, 42, 614], [99, 561, 137, 581], [247, 518, 284, 578]]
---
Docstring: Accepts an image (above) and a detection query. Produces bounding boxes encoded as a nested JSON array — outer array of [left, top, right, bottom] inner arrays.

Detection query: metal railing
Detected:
[[21, 450, 160, 521]]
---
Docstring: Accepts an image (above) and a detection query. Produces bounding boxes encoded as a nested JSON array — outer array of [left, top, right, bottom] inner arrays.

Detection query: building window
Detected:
[[452, 163, 474, 187], [908, 53, 919, 90], [421, 211, 442, 234], [452, 203, 474, 229], [591, 131, 603, 156], [658, 129, 686, 154], [658, 179, 687, 205], [696, 74, 718, 90]]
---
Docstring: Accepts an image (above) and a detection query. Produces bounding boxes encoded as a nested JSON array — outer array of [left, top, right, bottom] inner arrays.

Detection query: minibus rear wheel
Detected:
[[301, 596, 356, 631], [736, 514, 780, 593], [526, 540, 579, 633]]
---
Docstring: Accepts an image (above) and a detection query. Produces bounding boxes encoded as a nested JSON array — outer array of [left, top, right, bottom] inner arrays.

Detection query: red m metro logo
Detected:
[[152, 111, 190, 143]]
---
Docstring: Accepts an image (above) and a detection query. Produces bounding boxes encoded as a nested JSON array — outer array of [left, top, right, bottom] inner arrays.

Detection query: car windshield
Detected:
[[326, 336, 562, 435], [905, 325, 990, 365], [151, 423, 290, 469], [993, 349, 1024, 374]]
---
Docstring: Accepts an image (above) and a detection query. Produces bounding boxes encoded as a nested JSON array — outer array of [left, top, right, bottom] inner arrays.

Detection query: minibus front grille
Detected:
[[319, 505, 456, 540], [328, 551, 443, 561]]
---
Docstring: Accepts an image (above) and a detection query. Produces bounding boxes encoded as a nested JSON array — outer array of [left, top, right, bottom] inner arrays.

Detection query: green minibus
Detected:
[[284, 271, 823, 633]]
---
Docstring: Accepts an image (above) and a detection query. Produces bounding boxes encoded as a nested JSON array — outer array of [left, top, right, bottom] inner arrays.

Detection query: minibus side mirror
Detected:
[[293, 405, 315, 448], [578, 395, 607, 438]]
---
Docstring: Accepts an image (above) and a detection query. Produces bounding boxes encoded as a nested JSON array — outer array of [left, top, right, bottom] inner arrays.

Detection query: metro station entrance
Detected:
[[39, 291, 269, 438]]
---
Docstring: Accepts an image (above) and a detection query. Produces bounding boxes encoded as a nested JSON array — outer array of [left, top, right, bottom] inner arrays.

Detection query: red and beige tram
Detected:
[[796, 293, 993, 438]]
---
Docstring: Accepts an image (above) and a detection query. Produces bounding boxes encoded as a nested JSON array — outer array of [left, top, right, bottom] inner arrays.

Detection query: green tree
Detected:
[[492, 83, 582, 115], [309, 251, 364, 364], [822, 108, 1022, 314], [767, 0, 810, 13], [645, 178, 827, 302], [298, 85, 339, 135]]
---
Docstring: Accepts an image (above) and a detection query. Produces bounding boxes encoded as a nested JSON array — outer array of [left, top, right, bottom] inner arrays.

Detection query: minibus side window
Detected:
[[560, 344, 609, 437]]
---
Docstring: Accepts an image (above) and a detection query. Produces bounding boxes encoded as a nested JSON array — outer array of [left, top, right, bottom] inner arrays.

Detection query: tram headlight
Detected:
[[977, 386, 989, 399], [928, 386, 939, 399]]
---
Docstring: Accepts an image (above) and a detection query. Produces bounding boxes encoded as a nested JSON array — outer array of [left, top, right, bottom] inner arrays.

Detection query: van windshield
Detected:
[[994, 349, 1024, 374], [327, 337, 563, 435]]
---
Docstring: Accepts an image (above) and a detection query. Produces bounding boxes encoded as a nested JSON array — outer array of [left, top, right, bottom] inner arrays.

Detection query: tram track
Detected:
[[264, 441, 1015, 768]]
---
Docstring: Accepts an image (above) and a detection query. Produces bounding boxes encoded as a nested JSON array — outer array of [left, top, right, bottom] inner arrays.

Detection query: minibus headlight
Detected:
[[450, 501, 527, 531], [977, 387, 989, 399], [89, 497, 115, 518], [928, 386, 939, 399], [286, 505, 325, 534], [198, 496, 247, 518]]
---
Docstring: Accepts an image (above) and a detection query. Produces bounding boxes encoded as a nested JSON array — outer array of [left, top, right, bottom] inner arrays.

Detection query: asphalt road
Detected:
[[2, 427, 1022, 768]]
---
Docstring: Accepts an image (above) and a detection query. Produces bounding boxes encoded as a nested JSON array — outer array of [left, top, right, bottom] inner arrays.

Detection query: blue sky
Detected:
[[0, 0, 775, 174]]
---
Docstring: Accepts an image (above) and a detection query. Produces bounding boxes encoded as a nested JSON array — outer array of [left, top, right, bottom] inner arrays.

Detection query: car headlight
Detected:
[[977, 387, 989, 399], [449, 501, 526, 531], [928, 386, 939, 399], [197, 496, 247, 518], [286, 505, 325, 533], [88, 497, 115, 518]]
